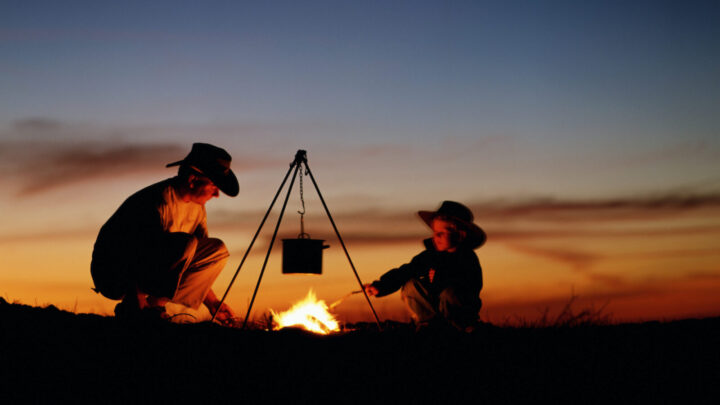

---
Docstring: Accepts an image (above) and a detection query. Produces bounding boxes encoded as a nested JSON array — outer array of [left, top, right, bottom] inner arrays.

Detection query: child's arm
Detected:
[[369, 251, 431, 297]]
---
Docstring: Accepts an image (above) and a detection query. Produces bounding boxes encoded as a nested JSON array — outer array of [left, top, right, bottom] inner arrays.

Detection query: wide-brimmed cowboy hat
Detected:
[[166, 143, 239, 197], [418, 200, 486, 249]]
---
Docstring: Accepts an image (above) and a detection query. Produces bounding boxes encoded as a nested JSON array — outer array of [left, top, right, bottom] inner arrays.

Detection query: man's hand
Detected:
[[363, 283, 379, 297], [211, 302, 236, 326], [204, 289, 236, 326]]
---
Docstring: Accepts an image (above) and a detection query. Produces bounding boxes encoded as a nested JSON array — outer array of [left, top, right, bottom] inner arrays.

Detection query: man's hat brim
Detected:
[[166, 143, 239, 197], [167, 159, 239, 197]]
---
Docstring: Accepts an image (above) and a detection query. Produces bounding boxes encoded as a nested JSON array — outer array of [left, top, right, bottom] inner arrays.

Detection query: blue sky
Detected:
[[3, 0, 719, 215], [3, 1, 718, 136]]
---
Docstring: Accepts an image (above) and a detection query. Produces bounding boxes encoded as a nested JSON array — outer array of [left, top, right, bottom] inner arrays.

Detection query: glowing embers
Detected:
[[270, 289, 340, 334]]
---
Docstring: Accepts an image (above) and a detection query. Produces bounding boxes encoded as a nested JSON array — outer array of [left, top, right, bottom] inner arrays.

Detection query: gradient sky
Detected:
[[1, 0, 719, 324]]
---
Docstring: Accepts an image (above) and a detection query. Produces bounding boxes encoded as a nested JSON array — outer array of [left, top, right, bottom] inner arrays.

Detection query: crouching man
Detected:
[[364, 201, 486, 331], [91, 143, 237, 324]]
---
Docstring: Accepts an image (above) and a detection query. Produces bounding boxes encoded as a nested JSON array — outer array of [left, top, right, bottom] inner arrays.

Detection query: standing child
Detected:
[[364, 201, 486, 331]]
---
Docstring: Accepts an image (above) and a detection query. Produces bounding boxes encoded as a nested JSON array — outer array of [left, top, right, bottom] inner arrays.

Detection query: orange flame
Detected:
[[270, 289, 340, 334]]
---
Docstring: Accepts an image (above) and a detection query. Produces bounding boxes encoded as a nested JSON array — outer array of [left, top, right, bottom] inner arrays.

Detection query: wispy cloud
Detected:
[[502, 243, 627, 288], [469, 193, 720, 223], [214, 190, 720, 242], [487, 225, 720, 241], [613, 140, 720, 168], [2, 140, 185, 196], [505, 244, 599, 269], [11, 118, 65, 134], [0, 118, 294, 197]]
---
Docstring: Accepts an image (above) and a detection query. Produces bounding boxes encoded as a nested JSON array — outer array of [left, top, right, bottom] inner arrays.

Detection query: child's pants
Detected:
[[400, 278, 481, 328]]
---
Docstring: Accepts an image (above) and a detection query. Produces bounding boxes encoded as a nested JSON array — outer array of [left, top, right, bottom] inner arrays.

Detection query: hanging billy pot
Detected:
[[282, 165, 329, 274], [282, 235, 329, 274]]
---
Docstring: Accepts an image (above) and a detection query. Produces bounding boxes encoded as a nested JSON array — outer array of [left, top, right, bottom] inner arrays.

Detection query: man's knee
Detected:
[[206, 237, 228, 255], [196, 237, 229, 263], [162, 232, 199, 264], [90, 259, 127, 300]]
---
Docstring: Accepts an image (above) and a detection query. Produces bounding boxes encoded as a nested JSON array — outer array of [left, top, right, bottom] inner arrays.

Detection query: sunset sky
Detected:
[[2, 0, 719, 324]]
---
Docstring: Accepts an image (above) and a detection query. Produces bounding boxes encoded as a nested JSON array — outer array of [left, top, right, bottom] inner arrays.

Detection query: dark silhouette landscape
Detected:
[[1, 297, 718, 404]]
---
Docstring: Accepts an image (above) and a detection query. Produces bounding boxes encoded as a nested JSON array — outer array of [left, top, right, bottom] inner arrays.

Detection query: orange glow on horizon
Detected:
[[2, 182, 719, 326]]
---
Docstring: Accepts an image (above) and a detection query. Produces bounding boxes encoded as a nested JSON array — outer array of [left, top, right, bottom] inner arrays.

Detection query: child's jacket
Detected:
[[371, 238, 483, 298]]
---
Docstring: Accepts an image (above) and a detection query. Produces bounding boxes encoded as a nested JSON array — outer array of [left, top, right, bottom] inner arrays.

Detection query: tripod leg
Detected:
[[303, 162, 384, 330], [242, 162, 301, 329], [211, 162, 298, 323]]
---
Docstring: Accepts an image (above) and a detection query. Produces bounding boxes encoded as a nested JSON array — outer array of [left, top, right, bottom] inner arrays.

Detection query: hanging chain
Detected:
[[298, 164, 309, 238]]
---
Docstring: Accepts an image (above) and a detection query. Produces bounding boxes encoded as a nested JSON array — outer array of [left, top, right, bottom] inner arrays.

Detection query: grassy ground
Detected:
[[1, 297, 718, 404]]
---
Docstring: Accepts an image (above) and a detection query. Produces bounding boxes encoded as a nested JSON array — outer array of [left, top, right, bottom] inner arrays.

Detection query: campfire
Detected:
[[270, 289, 341, 334], [210, 151, 382, 330]]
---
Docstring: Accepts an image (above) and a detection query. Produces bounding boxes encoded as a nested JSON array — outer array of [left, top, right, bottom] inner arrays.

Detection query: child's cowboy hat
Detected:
[[418, 201, 487, 249], [166, 143, 239, 197]]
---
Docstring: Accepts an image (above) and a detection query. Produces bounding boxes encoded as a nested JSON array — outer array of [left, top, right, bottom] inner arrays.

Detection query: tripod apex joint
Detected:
[[291, 150, 308, 166]]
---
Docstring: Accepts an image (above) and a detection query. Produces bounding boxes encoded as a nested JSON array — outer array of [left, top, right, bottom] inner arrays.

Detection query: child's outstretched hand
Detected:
[[363, 284, 379, 296]]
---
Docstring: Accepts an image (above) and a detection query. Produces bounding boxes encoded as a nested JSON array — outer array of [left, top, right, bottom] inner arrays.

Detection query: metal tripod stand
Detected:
[[211, 150, 382, 330]]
